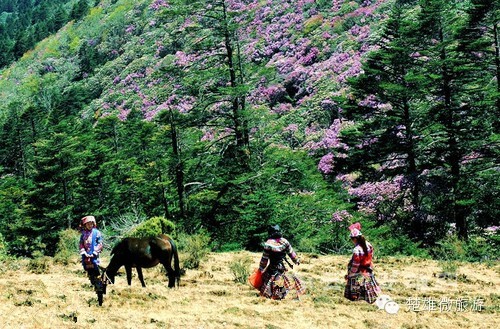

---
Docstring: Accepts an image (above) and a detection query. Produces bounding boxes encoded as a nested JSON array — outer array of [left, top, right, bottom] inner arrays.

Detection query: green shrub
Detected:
[[366, 223, 430, 258], [229, 254, 253, 284], [0, 233, 8, 260], [54, 228, 81, 265], [303, 14, 323, 34], [297, 236, 320, 253], [219, 242, 242, 252], [297, 227, 352, 254], [433, 234, 497, 263], [438, 260, 459, 277], [128, 216, 176, 239], [177, 232, 210, 270], [433, 234, 467, 261], [27, 253, 52, 274]]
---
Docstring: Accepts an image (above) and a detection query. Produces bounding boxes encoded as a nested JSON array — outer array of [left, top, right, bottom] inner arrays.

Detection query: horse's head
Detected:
[[102, 253, 122, 284], [96, 266, 112, 294], [102, 266, 116, 284]]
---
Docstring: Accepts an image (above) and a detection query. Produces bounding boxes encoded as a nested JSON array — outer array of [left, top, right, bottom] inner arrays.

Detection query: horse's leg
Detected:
[[154, 236, 177, 288], [136, 267, 146, 288], [162, 255, 175, 288], [125, 265, 132, 285]]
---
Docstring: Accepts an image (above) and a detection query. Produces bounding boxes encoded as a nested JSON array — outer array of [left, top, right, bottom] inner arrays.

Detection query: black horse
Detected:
[[104, 234, 180, 288]]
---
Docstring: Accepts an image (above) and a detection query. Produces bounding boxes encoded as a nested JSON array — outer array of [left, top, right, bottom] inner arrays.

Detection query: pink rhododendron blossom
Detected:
[[396, 125, 406, 139], [461, 151, 482, 164], [118, 108, 131, 121], [379, 153, 407, 171], [174, 51, 194, 67], [331, 210, 352, 222], [318, 153, 335, 174], [273, 103, 293, 114], [485, 226, 499, 234], [125, 25, 136, 34], [201, 129, 215, 142], [356, 137, 379, 149], [308, 119, 350, 151], [150, 0, 169, 11], [284, 124, 298, 132], [336, 173, 357, 184], [348, 176, 404, 214]]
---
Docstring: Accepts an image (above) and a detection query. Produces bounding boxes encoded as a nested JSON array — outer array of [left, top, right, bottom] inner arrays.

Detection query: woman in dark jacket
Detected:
[[258, 225, 305, 300]]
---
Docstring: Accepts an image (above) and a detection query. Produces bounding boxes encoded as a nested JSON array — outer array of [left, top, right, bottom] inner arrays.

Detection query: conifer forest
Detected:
[[0, 0, 498, 259]]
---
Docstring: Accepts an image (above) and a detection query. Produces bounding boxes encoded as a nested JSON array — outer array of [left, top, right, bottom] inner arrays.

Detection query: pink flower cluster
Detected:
[[174, 51, 198, 67], [125, 25, 136, 34], [348, 176, 404, 214], [318, 153, 335, 174], [149, 0, 169, 11], [331, 210, 352, 222], [485, 226, 499, 234], [306, 119, 350, 151]]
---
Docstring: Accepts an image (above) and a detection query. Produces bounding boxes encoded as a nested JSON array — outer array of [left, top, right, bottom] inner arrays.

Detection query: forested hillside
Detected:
[[0, 0, 498, 258], [0, 0, 91, 68]]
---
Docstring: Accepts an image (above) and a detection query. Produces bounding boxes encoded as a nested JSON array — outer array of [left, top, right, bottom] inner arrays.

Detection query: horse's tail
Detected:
[[169, 237, 181, 288]]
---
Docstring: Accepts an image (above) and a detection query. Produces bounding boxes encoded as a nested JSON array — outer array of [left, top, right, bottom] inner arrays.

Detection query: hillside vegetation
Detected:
[[0, 0, 498, 257]]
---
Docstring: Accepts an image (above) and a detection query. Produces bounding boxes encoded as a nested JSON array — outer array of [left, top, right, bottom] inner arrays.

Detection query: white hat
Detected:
[[82, 216, 96, 225]]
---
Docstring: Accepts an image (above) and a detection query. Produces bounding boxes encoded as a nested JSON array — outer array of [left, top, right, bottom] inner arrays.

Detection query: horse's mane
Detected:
[[110, 238, 129, 256]]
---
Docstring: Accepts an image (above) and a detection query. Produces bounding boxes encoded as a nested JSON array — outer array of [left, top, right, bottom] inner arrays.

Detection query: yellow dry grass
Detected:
[[0, 252, 498, 329]]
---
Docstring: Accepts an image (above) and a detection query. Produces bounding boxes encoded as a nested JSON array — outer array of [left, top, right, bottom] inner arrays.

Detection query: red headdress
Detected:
[[348, 222, 362, 237]]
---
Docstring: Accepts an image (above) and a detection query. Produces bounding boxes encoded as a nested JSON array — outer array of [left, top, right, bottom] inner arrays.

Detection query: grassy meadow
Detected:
[[0, 251, 498, 329]]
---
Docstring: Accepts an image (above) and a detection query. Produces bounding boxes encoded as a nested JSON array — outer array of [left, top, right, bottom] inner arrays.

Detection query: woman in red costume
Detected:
[[344, 222, 381, 303]]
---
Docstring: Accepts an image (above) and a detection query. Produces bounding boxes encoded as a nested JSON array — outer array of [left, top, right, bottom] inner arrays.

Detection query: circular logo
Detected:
[[384, 301, 400, 314], [375, 294, 392, 310]]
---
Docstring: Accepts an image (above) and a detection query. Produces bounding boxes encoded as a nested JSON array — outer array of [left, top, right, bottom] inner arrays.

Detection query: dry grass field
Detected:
[[0, 251, 498, 329]]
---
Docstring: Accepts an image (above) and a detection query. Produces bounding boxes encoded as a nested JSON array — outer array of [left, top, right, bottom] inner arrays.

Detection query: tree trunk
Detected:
[[494, 23, 500, 113], [221, 1, 248, 153], [169, 109, 185, 219], [439, 28, 468, 240]]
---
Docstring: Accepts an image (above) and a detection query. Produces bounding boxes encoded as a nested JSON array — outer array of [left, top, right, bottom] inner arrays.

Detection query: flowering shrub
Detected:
[[348, 176, 405, 217]]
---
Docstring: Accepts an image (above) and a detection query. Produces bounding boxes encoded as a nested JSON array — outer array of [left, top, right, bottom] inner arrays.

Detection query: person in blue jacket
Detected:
[[79, 215, 103, 286]]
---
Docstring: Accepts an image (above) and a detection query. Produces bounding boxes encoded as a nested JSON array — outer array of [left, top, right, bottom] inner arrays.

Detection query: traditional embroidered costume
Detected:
[[344, 222, 381, 303], [79, 216, 103, 285], [258, 225, 305, 300]]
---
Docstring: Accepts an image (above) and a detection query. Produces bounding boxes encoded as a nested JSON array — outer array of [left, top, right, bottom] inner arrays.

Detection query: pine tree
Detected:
[[28, 117, 89, 254], [340, 1, 431, 240], [402, 0, 498, 240], [157, 0, 256, 236]]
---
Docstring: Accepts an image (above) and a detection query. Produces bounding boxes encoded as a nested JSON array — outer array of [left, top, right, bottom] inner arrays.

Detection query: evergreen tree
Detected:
[[339, 1, 432, 240], [13, 27, 35, 58], [337, 0, 498, 242], [70, 0, 90, 22], [161, 0, 250, 161], [0, 104, 33, 178], [158, 0, 255, 238], [413, 0, 499, 240], [452, 0, 500, 232], [28, 117, 89, 255], [0, 25, 14, 68]]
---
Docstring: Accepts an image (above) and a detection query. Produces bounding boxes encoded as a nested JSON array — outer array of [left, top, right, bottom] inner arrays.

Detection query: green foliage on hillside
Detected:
[[0, 0, 79, 68], [0, 0, 497, 260]]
